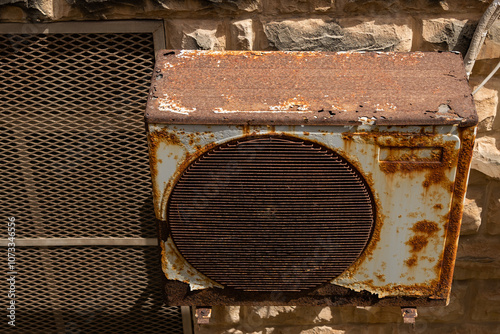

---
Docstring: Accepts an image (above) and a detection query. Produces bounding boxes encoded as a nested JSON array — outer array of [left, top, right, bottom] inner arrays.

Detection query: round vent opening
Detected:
[[168, 135, 375, 291]]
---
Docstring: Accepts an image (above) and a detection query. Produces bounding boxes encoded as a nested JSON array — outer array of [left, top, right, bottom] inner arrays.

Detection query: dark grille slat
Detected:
[[168, 136, 375, 292]]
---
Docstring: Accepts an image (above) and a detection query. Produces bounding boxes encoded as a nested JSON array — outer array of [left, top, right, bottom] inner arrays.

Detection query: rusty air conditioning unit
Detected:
[[145, 51, 477, 307]]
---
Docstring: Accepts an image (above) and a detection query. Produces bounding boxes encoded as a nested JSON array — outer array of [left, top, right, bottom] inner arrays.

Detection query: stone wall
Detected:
[[1, 0, 500, 333]]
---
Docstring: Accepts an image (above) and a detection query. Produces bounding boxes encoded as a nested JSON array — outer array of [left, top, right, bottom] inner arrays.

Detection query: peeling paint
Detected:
[[161, 237, 223, 291], [158, 94, 196, 115], [147, 51, 476, 127], [213, 108, 310, 114]]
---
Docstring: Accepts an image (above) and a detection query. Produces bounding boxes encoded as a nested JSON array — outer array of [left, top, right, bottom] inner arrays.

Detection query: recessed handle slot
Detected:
[[379, 147, 443, 163]]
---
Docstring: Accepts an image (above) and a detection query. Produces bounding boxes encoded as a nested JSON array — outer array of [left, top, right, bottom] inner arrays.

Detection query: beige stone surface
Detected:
[[486, 183, 500, 235], [471, 84, 498, 132], [264, 17, 412, 51], [417, 280, 467, 322], [470, 280, 500, 321], [461, 186, 484, 235], [310, 0, 335, 12], [421, 17, 476, 54], [166, 19, 226, 50], [0, 5, 26, 21], [230, 19, 254, 50], [340, 0, 487, 15], [454, 235, 500, 279], [265, 0, 309, 13], [415, 323, 500, 334], [205, 306, 241, 325], [334, 306, 400, 323], [297, 326, 345, 334], [471, 136, 500, 180]]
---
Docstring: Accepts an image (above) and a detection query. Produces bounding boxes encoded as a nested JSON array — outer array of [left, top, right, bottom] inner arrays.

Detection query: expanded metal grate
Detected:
[[0, 32, 156, 238], [0, 247, 184, 334], [168, 136, 375, 291], [0, 30, 186, 333]]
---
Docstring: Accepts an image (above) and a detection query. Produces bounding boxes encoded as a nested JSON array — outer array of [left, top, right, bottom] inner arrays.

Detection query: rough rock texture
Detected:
[[471, 136, 500, 180], [421, 17, 476, 54], [264, 18, 412, 51], [166, 19, 226, 50], [487, 184, 500, 235], [0, 0, 500, 334], [230, 19, 254, 50], [472, 85, 498, 132], [461, 186, 484, 235]]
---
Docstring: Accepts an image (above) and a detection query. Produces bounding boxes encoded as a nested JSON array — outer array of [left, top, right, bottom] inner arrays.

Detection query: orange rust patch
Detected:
[[433, 204, 443, 210], [407, 235, 429, 253], [405, 220, 439, 267], [149, 130, 182, 146], [422, 169, 450, 189], [412, 220, 439, 236], [342, 132, 460, 185], [303, 131, 310, 136], [434, 259, 443, 276], [405, 255, 418, 267], [351, 277, 442, 298], [375, 273, 386, 282]]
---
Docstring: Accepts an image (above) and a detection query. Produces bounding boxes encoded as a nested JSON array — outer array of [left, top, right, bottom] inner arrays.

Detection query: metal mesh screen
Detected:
[[0, 247, 184, 334], [0, 32, 156, 238], [0, 30, 186, 333]]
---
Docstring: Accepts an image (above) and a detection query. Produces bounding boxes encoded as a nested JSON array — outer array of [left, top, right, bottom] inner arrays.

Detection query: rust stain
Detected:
[[435, 127, 476, 299], [405, 255, 418, 268], [422, 169, 448, 188], [270, 96, 310, 112], [342, 131, 459, 195], [407, 235, 429, 253], [149, 129, 182, 146], [411, 220, 439, 236], [405, 220, 439, 267], [350, 277, 441, 298], [433, 203, 443, 210]]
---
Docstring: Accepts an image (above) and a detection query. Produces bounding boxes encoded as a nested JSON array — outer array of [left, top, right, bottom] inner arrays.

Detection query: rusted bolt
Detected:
[[195, 307, 212, 325], [401, 307, 418, 325]]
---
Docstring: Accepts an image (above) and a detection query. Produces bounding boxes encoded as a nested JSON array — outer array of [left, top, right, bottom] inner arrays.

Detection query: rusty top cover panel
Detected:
[[146, 50, 477, 127]]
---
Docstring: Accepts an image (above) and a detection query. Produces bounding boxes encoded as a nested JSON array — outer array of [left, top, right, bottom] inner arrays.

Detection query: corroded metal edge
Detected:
[[160, 238, 223, 291], [146, 50, 478, 127], [434, 126, 477, 302], [163, 279, 448, 306]]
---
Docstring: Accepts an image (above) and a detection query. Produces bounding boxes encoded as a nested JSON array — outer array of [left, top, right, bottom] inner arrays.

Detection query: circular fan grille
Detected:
[[168, 136, 375, 291]]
